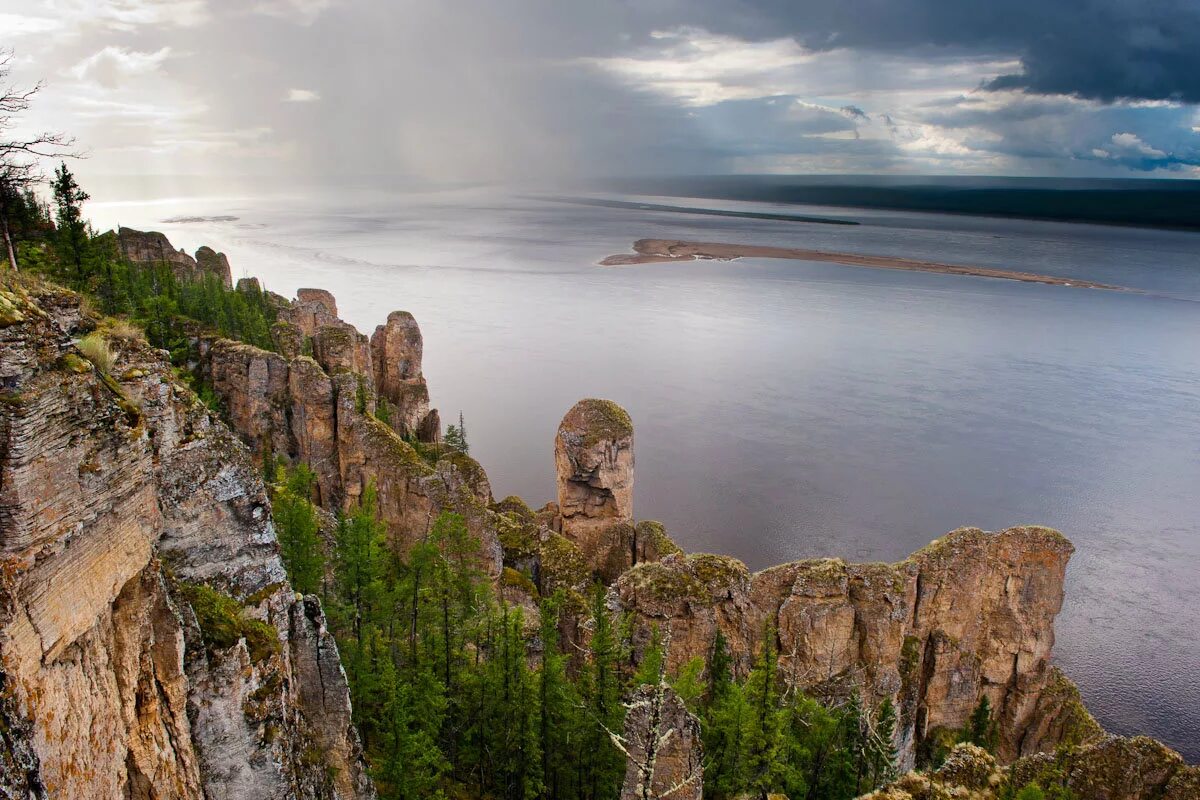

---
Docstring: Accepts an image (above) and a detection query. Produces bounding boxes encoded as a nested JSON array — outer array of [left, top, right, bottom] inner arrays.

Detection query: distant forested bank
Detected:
[[599, 176, 1200, 230]]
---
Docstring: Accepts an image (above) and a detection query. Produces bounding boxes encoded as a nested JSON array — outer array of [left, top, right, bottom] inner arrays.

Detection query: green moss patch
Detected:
[[501, 567, 539, 599], [180, 582, 281, 664], [562, 398, 633, 446]]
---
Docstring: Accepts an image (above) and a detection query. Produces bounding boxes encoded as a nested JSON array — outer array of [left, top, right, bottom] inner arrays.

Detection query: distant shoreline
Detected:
[[538, 195, 859, 225], [600, 238, 1131, 290]]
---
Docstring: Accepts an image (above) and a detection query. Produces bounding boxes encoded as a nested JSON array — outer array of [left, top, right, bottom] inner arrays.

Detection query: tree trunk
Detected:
[[0, 192, 18, 271]]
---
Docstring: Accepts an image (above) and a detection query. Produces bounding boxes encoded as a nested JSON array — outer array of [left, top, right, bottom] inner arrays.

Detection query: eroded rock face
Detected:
[[117, 228, 233, 288], [862, 737, 1199, 800], [195, 246, 234, 288], [370, 311, 436, 440], [619, 684, 703, 800], [201, 287, 501, 577], [613, 527, 1075, 767], [0, 280, 372, 799], [556, 399, 634, 531]]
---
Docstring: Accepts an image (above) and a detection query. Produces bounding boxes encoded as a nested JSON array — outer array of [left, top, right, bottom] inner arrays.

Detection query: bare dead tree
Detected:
[[0, 48, 81, 271]]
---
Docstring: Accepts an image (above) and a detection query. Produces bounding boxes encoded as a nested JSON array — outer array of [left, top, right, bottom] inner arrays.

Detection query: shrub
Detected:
[[77, 332, 114, 373]]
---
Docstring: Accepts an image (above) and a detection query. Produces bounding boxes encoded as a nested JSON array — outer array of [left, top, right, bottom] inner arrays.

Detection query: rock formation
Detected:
[[0, 279, 371, 799], [861, 737, 1200, 800], [371, 310, 434, 439], [118, 227, 233, 288], [619, 683, 703, 800], [612, 528, 1078, 766], [201, 281, 498, 575], [552, 399, 679, 581]]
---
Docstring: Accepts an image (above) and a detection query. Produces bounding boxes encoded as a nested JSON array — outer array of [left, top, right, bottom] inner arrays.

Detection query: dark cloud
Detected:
[[670, 0, 1200, 102]]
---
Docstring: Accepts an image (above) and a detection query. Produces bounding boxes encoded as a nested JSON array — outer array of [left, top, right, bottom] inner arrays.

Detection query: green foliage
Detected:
[[268, 460, 907, 800], [14, 171, 277, 356], [444, 410, 469, 454], [1016, 784, 1047, 800], [966, 695, 998, 751], [179, 582, 280, 663], [270, 462, 325, 595], [355, 375, 368, 414], [697, 625, 897, 800]]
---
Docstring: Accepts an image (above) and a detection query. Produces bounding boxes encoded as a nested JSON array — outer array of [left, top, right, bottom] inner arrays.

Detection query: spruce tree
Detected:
[[271, 463, 324, 595]]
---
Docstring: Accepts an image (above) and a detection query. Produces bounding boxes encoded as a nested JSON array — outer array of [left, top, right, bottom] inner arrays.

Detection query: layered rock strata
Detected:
[[118, 227, 233, 288], [0, 279, 372, 799], [201, 282, 498, 575], [860, 737, 1200, 800]]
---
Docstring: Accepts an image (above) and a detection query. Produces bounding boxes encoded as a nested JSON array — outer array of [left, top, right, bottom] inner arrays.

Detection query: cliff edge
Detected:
[[0, 277, 373, 799]]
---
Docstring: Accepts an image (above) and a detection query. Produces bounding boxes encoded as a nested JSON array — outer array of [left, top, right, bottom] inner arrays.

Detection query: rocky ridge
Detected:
[[188, 266, 1180, 782], [861, 737, 1199, 800], [0, 276, 372, 799], [118, 227, 234, 288]]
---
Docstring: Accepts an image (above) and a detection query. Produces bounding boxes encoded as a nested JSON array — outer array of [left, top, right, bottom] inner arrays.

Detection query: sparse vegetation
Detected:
[[76, 332, 114, 373]]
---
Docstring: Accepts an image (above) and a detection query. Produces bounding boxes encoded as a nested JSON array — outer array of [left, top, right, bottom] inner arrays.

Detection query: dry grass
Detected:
[[77, 333, 115, 373], [103, 317, 145, 343]]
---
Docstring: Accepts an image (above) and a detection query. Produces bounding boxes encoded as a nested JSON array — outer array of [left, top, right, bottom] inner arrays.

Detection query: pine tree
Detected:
[[581, 584, 624, 800], [743, 625, 784, 796], [333, 482, 390, 648], [867, 696, 899, 790], [967, 695, 997, 751], [50, 162, 89, 286], [271, 463, 325, 595], [707, 628, 733, 704]]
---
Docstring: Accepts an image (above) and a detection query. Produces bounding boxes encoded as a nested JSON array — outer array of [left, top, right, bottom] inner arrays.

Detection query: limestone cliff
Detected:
[[613, 528, 1078, 767], [118, 227, 233, 288], [0, 278, 371, 799], [551, 399, 680, 582], [200, 285, 500, 576], [859, 737, 1199, 800]]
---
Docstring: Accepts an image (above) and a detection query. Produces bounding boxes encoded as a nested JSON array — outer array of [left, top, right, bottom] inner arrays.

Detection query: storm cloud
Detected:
[[2, 0, 1198, 188]]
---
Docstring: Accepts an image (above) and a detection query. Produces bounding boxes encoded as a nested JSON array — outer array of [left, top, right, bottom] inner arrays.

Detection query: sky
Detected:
[[3, 0, 1200, 191]]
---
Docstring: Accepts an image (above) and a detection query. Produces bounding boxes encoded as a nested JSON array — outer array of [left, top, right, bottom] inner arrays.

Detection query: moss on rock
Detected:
[[180, 582, 281, 664], [560, 398, 633, 446], [539, 533, 590, 592]]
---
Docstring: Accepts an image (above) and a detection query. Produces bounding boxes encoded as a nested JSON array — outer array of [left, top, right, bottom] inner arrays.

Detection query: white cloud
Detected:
[[1092, 148, 1111, 158], [69, 46, 172, 88], [585, 27, 816, 106], [46, 0, 209, 30], [0, 13, 63, 36], [284, 88, 320, 103], [1110, 132, 1167, 157]]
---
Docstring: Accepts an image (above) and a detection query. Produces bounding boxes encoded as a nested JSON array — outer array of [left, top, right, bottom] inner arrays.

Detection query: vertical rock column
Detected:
[[554, 399, 638, 580], [370, 310, 438, 441]]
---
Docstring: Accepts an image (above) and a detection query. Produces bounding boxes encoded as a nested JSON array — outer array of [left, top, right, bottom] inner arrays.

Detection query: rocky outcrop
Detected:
[[613, 527, 1074, 766], [619, 683, 703, 800], [0, 278, 371, 799], [118, 227, 233, 288], [555, 398, 635, 532], [195, 245, 234, 288], [200, 281, 499, 575], [370, 310, 436, 439], [861, 737, 1200, 800], [552, 399, 680, 581]]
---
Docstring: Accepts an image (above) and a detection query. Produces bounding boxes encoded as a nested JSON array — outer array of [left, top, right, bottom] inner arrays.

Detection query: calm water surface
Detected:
[[91, 189, 1200, 760]]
